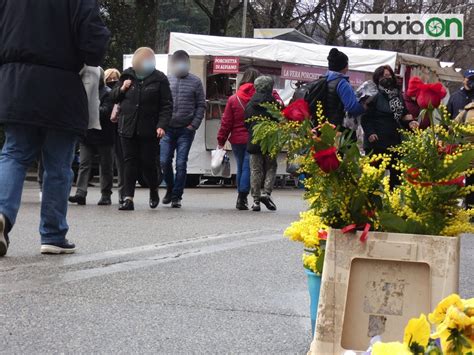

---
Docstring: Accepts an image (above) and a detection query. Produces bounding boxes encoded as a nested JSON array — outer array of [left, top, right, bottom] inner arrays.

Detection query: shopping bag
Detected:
[[211, 148, 231, 178]]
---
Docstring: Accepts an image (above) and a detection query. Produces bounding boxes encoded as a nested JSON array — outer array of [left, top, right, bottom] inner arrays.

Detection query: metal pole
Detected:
[[242, 0, 248, 38]]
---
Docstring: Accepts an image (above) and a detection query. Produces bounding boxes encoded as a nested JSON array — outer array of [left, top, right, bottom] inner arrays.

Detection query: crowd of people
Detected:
[[0, 0, 473, 257]]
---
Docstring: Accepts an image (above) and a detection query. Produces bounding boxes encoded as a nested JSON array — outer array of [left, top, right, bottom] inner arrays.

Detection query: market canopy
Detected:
[[169, 32, 463, 82]]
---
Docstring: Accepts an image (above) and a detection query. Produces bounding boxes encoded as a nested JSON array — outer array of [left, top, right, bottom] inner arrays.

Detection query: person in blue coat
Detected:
[[325, 48, 366, 130], [0, 0, 110, 256]]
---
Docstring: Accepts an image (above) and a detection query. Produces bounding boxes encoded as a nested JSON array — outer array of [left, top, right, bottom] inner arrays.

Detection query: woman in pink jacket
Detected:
[[217, 68, 260, 210]]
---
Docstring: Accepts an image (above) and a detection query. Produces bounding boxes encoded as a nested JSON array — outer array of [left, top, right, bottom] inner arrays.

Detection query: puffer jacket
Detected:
[[168, 73, 206, 130], [217, 83, 255, 146], [111, 68, 173, 138]]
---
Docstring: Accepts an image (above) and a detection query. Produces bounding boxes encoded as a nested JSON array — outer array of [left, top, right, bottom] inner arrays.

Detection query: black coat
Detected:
[[244, 92, 278, 154], [0, 0, 110, 135], [111, 68, 173, 138], [84, 86, 115, 146], [362, 91, 410, 152]]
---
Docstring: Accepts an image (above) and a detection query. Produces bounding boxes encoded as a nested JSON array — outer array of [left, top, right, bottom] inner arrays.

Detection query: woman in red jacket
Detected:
[[217, 68, 260, 210]]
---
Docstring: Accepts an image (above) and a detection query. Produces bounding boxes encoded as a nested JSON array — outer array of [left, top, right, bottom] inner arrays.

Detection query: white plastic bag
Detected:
[[211, 148, 231, 178]]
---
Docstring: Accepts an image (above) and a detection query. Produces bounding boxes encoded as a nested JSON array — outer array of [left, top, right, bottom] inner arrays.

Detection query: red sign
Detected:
[[213, 56, 240, 74], [281, 63, 368, 87]]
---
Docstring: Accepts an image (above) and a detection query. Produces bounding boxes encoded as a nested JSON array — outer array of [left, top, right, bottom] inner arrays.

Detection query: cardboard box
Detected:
[[309, 229, 460, 354]]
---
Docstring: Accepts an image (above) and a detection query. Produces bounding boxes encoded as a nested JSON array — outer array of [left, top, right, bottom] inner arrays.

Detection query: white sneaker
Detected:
[[39, 191, 42, 202]]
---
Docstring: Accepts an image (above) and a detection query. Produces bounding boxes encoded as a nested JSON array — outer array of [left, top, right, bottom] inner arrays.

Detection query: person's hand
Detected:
[[121, 80, 132, 93], [186, 124, 195, 131], [368, 134, 379, 143], [156, 128, 165, 138], [409, 120, 419, 130], [217, 144, 224, 150]]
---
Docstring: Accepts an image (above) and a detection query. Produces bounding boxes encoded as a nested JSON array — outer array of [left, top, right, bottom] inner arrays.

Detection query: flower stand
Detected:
[[306, 269, 322, 337], [309, 229, 460, 355]]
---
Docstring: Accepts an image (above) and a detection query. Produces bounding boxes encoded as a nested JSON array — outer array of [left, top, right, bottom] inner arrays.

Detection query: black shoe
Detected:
[[236, 193, 249, 210], [98, 196, 112, 206], [69, 195, 86, 205], [162, 187, 173, 205], [40, 239, 76, 255], [0, 214, 10, 257], [150, 189, 160, 209], [171, 199, 182, 208], [119, 199, 134, 211], [252, 201, 261, 212], [119, 197, 124, 206], [260, 195, 277, 211]]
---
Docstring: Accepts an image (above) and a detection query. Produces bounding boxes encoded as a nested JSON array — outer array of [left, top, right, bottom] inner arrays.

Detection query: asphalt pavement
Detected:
[[0, 183, 472, 354]]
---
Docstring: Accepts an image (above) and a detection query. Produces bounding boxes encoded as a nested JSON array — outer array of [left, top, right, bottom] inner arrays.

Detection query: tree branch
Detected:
[[193, 0, 213, 19]]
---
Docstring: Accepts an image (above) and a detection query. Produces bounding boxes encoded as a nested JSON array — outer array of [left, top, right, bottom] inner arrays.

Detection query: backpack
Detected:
[[304, 76, 328, 119]]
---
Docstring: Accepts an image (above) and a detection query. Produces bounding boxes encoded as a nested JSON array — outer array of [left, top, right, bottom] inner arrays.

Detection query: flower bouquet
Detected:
[[371, 294, 474, 355]]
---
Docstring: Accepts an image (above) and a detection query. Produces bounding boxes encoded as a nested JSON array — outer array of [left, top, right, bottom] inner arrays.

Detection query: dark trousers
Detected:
[[114, 131, 125, 200], [373, 148, 400, 190], [75, 143, 114, 198], [121, 135, 159, 198]]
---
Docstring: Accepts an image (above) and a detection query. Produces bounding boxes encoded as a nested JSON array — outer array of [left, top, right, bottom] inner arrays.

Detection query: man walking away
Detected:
[[0, 0, 110, 256], [447, 69, 474, 119], [161, 50, 206, 208], [325, 48, 365, 130], [245, 76, 279, 212]]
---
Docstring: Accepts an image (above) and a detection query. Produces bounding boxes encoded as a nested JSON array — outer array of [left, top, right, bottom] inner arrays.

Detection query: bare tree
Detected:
[[193, 0, 244, 35]]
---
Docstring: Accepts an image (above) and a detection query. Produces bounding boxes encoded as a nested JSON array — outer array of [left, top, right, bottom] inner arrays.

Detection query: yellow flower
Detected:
[[404, 314, 431, 349], [372, 341, 412, 355], [302, 253, 317, 273], [429, 294, 464, 325]]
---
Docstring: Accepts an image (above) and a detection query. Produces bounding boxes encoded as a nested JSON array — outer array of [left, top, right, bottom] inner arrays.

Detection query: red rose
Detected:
[[406, 76, 447, 109], [282, 99, 310, 122], [313, 146, 340, 173]]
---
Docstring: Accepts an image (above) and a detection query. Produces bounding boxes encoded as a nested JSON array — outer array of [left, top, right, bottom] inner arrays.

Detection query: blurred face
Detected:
[[172, 57, 191, 77], [464, 76, 474, 91]]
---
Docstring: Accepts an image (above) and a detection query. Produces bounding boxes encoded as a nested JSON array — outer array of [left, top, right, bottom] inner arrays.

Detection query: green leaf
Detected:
[[316, 250, 325, 274]]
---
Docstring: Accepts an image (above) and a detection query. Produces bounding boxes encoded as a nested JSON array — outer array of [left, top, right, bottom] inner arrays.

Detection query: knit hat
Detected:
[[254, 76, 274, 94], [327, 48, 349, 72]]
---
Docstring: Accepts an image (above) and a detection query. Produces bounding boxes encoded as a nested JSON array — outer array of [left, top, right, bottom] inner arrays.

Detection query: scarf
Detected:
[[379, 86, 404, 123]]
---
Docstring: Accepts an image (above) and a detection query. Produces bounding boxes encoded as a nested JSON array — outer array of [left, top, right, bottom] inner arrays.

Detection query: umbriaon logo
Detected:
[[350, 14, 464, 40]]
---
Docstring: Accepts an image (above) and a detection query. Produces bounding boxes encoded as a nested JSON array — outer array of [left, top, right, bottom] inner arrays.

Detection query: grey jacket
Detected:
[[168, 73, 206, 129]]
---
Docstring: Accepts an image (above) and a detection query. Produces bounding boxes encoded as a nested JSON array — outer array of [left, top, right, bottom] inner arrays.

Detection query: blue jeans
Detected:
[[160, 127, 196, 200], [231, 144, 250, 194], [0, 124, 77, 244]]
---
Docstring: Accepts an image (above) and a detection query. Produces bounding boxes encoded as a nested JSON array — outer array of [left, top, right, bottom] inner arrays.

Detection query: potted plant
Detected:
[[284, 210, 328, 336], [248, 83, 474, 350]]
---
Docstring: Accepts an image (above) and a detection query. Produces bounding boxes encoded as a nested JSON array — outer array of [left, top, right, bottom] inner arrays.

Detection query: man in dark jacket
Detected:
[[160, 50, 206, 208], [0, 0, 110, 257], [447, 69, 474, 119]]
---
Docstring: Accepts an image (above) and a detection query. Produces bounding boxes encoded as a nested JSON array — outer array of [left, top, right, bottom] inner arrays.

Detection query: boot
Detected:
[[251, 199, 261, 212], [149, 189, 160, 209], [69, 195, 86, 205], [236, 193, 249, 210], [260, 195, 277, 211], [162, 186, 173, 205]]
